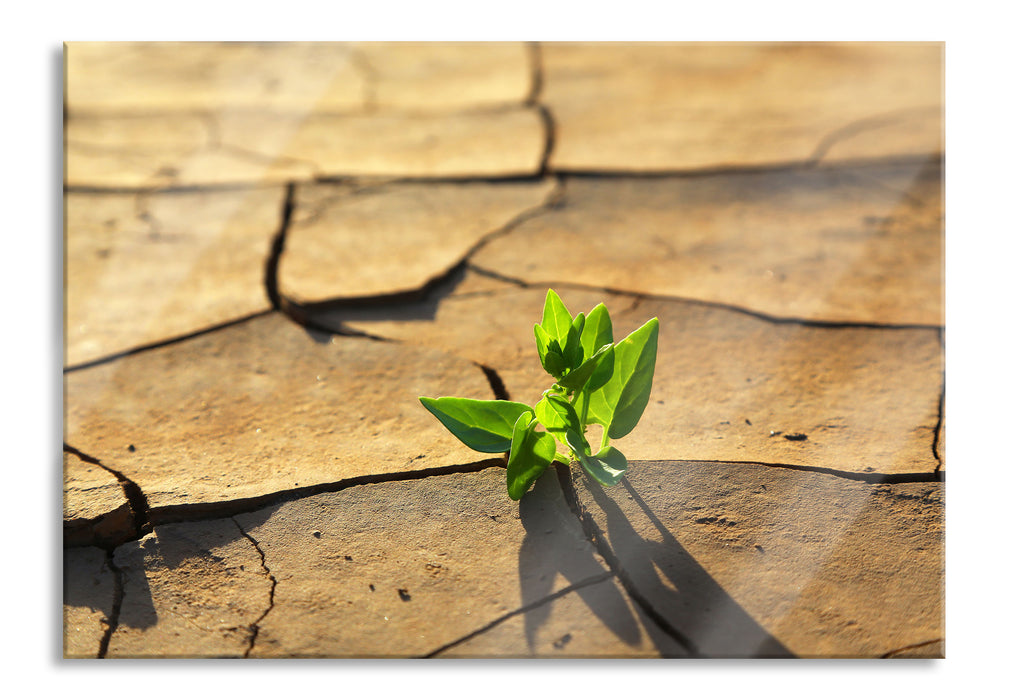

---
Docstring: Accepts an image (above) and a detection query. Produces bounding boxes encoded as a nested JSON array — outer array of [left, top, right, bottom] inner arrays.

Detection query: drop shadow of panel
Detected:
[[582, 474, 794, 658], [517, 470, 685, 656]]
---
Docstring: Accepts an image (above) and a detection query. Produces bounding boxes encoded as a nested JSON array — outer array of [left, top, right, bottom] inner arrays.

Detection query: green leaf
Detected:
[[561, 313, 586, 370], [419, 397, 532, 453], [543, 394, 581, 434], [535, 395, 565, 434], [583, 345, 615, 392], [563, 426, 591, 457], [573, 317, 659, 439], [541, 289, 573, 340], [581, 303, 614, 356], [506, 413, 557, 500], [557, 343, 613, 391], [543, 351, 566, 379], [533, 323, 552, 368], [573, 443, 628, 487], [565, 428, 627, 486]]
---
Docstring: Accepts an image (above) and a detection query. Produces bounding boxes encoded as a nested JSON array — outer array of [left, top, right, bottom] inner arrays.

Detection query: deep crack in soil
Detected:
[[233, 519, 278, 658], [421, 570, 616, 658], [63, 443, 152, 547]]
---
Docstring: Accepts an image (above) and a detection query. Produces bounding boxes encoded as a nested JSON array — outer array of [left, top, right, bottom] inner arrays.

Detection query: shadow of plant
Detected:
[[515, 470, 688, 656], [572, 467, 794, 658]]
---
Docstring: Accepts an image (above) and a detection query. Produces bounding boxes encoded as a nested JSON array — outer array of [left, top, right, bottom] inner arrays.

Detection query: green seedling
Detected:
[[420, 289, 659, 500]]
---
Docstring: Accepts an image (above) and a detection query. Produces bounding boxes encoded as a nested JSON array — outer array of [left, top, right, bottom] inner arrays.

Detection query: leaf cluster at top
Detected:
[[420, 289, 659, 499]]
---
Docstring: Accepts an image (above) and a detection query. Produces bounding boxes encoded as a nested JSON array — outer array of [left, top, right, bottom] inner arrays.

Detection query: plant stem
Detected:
[[579, 389, 590, 432]]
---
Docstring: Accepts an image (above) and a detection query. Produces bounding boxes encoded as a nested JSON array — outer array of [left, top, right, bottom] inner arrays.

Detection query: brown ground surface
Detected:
[[63, 41, 944, 658]]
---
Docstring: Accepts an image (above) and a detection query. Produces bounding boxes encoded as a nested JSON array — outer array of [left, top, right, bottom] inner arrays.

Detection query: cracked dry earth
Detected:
[[63, 41, 944, 659]]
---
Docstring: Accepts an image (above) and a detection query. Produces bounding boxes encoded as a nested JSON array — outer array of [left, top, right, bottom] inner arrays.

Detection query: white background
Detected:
[[6, 1, 1001, 696]]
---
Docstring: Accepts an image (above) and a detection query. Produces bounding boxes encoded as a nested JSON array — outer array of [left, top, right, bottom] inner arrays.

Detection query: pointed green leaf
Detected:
[[419, 397, 532, 453], [581, 303, 614, 356], [535, 395, 568, 434], [534, 323, 551, 368], [541, 289, 573, 340], [573, 317, 659, 439], [561, 313, 586, 370], [506, 413, 557, 500], [557, 343, 613, 391], [583, 345, 615, 392], [545, 395, 581, 433]]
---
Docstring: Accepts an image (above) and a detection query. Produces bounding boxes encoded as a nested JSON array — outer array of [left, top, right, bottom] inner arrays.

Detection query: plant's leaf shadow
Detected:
[[580, 471, 794, 657]]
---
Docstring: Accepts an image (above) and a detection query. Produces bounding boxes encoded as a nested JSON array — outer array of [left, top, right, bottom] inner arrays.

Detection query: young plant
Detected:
[[420, 289, 659, 500]]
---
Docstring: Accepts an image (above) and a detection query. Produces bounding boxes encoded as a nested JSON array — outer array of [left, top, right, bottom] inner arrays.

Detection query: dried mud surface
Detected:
[[63, 42, 944, 659]]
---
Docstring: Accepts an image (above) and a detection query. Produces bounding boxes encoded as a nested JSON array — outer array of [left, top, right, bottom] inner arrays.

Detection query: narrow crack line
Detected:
[[66, 182, 308, 196], [690, 459, 944, 484], [553, 461, 700, 657], [265, 182, 296, 310], [477, 364, 511, 401], [279, 178, 564, 336], [525, 42, 544, 107], [456, 273, 942, 332], [96, 548, 124, 658], [232, 518, 278, 659], [457, 176, 566, 262], [63, 443, 153, 542], [64, 153, 935, 196], [805, 107, 941, 168], [536, 104, 556, 178], [465, 262, 530, 288], [932, 371, 945, 475], [63, 309, 274, 374], [148, 457, 505, 528], [348, 47, 379, 113], [880, 637, 944, 659], [421, 570, 616, 658], [286, 178, 400, 229]]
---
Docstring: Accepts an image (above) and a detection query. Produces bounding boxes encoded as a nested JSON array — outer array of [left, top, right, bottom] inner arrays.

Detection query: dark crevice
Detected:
[[682, 458, 943, 485], [546, 153, 937, 181], [233, 519, 278, 658], [526, 39, 555, 178], [478, 364, 510, 401], [553, 461, 700, 657], [65, 182, 298, 195], [466, 263, 530, 288], [147, 457, 505, 528], [265, 183, 296, 311], [63, 443, 153, 546], [460, 271, 943, 332], [64, 153, 936, 196], [63, 310, 273, 374], [536, 105, 556, 178], [524, 42, 544, 107], [421, 570, 615, 658], [279, 179, 565, 335], [879, 637, 944, 659], [96, 548, 124, 658], [932, 329, 945, 474], [805, 107, 941, 167]]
